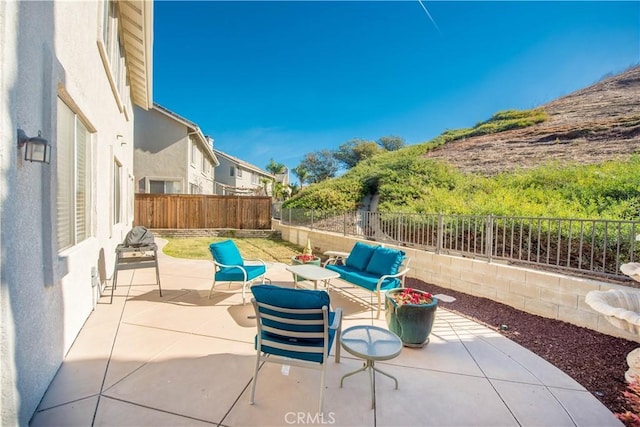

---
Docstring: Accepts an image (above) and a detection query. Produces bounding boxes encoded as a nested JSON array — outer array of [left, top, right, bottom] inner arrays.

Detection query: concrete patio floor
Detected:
[[30, 239, 622, 426]]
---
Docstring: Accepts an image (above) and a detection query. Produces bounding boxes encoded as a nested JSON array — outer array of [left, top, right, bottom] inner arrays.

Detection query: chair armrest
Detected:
[[243, 258, 267, 267], [329, 308, 343, 330], [323, 251, 349, 267], [214, 260, 246, 269], [380, 267, 410, 280], [214, 262, 249, 281], [375, 267, 411, 291]]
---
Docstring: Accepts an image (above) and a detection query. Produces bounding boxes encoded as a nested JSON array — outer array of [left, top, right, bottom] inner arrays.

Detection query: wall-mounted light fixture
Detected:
[[17, 129, 51, 164]]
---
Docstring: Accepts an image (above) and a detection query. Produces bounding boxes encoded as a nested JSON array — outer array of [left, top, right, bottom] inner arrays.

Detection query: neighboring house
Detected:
[[134, 104, 219, 194], [213, 149, 275, 196], [275, 167, 291, 188], [1, 1, 152, 424]]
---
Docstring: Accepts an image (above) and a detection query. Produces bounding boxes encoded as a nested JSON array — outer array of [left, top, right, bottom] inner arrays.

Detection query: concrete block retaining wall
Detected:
[[275, 222, 640, 343]]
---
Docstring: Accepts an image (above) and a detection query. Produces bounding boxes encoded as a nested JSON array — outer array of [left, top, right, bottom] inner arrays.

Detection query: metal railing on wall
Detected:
[[280, 209, 640, 281]]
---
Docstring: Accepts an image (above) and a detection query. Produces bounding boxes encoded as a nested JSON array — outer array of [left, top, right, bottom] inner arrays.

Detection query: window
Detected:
[[56, 98, 92, 251], [201, 154, 207, 174], [236, 167, 243, 178], [100, 1, 129, 109], [229, 166, 234, 177], [113, 160, 122, 224], [190, 183, 201, 194], [149, 180, 181, 194], [191, 138, 197, 165]]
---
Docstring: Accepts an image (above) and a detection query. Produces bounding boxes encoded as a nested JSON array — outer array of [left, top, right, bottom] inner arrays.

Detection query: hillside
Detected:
[[284, 66, 640, 217], [425, 66, 640, 175]]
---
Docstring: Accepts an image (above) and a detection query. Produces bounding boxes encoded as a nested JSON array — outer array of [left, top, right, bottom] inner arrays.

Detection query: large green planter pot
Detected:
[[385, 288, 438, 348]]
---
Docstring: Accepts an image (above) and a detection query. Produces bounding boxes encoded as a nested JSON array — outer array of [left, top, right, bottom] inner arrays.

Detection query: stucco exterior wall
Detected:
[[134, 106, 188, 192], [275, 223, 640, 344], [215, 155, 239, 188], [134, 106, 215, 194], [1, 1, 137, 424], [214, 155, 271, 194]]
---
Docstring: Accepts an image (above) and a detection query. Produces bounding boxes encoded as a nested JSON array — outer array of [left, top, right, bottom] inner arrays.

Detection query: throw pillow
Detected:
[[365, 246, 405, 276], [346, 242, 378, 270]]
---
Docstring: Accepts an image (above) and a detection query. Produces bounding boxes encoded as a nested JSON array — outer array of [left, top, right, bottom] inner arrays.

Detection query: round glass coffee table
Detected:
[[339, 325, 403, 409]]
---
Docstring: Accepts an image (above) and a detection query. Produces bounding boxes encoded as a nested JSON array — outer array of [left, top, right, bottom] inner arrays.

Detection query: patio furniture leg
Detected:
[[340, 362, 368, 387], [340, 359, 398, 409], [153, 248, 162, 297], [371, 363, 399, 389], [111, 260, 118, 304], [250, 355, 262, 405], [369, 360, 375, 409], [208, 279, 217, 299]]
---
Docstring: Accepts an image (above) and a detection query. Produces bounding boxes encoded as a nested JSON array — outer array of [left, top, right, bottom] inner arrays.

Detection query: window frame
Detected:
[[190, 138, 198, 166], [97, 0, 130, 115], [56, 97, 95, 252], [113, 158, 122, 225]]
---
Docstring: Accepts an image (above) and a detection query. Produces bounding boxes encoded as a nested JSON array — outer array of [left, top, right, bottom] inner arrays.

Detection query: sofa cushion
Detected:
[[209, 240, 244, 266], [345, 242, 377, 270], [215, 264, 265, 282], [365, 246, 405, 277], [326, 264, 400, 291]]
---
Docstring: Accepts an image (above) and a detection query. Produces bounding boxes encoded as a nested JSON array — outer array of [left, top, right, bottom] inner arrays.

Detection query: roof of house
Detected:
[[152, 103, 219, 165], [212, 149, 274, 178], [119, 0, 153, 110]]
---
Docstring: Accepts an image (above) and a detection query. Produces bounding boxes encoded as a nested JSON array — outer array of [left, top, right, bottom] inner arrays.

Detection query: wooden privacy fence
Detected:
[[134, 194, 272, 229]]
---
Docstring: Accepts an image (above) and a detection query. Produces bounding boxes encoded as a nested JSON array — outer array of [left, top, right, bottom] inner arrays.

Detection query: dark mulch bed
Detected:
[[406, 277, 638, 415]]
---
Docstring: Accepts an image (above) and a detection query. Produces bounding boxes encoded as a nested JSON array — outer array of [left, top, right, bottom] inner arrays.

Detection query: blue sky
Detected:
[[153, 1, 639, 178]]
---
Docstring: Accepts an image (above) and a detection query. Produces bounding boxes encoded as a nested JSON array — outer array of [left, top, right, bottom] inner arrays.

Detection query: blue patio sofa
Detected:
[[324, 242, 410, 318]]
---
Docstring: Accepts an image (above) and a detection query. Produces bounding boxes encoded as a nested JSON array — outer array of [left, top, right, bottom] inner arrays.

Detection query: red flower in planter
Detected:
[[391, 288, 433, 306], [294, 254, 318, 263]]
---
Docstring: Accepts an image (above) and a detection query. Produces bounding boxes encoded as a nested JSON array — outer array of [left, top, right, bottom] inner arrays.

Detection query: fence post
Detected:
[[311, 209, 314, 229], [437, 213, 443, 254], [344, 211, 348, 236], [288, 208, 292, 225], [486, 214, 493, 263]]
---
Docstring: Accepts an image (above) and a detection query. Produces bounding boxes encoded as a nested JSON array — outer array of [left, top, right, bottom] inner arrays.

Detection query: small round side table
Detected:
[[339, 325, 403, 409]]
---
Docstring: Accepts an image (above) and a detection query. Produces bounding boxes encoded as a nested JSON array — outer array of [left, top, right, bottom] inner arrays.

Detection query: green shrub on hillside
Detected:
[[439, 108, 549, 141], [283, 107, 640, 220], [407, 157, 640, 219]]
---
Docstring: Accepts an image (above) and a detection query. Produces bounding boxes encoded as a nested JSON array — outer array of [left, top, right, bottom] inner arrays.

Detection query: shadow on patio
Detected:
[[30, 239, 621, 426]]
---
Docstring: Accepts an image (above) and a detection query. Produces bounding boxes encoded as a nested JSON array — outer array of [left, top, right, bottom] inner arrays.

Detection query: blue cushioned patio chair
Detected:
[[250, 285, 342, 413], [208, 240, 269, 304]]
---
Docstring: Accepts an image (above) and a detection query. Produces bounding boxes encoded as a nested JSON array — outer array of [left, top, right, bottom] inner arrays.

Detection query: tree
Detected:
[[271, 181, 291, 201], [265, 158, 287, 175], [288, 182, 300, 196], [377, 135, 405, 151], [333, 138, 379, 169], [292, 165, 309, 188], [299, 150, 338, 183]]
